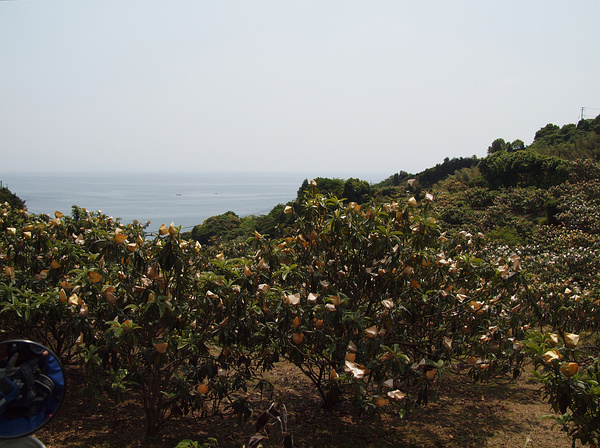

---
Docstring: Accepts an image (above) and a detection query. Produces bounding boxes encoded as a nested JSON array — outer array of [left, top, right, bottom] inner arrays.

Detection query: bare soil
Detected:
[[35, 363, 579, 448]]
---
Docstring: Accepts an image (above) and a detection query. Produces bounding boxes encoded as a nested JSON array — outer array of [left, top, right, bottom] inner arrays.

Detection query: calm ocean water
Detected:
[[0, 172, 386, 233]]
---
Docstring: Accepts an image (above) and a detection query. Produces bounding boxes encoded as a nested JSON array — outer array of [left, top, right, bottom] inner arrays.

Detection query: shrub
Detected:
[[252, 188, 532, 413], [523, 330, 600, 447]]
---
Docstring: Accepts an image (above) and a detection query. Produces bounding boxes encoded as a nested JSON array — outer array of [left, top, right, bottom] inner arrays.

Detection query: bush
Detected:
[[252, 188, 532, 413], [191, 211, 241, 245], [523, 331, 600, 447], [0, 187, 25, 209]]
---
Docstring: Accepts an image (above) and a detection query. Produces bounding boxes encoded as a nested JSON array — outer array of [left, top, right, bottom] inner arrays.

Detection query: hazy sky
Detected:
[[1, 1, 599, 177]]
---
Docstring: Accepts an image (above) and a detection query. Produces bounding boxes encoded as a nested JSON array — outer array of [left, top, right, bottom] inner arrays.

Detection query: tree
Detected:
[[478, 150, 570, 189], [416, 156, 479, 188], [191, 211, 241, 245], [534, 124, 561, 144], [297, 178, 344, 200], [488, 138, 508, 154], [342, 178, 371, 204], [0, 187, 25, 209], [254, 191, 531, 413], [508, 139, 525, 152]]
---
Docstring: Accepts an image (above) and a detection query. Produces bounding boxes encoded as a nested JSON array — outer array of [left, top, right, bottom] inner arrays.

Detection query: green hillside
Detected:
[[189, 114, 600, 249]]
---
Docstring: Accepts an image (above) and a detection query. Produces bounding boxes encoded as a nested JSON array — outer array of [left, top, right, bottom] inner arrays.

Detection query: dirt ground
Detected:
[[35, 362, 580, 448]]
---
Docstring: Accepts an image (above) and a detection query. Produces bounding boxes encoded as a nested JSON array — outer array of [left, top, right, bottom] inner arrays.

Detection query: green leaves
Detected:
[[522, 330, 600, 446], [2, 176, 598, 444]]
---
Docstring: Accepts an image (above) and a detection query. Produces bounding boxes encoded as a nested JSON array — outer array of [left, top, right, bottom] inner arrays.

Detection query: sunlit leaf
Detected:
[[69, 294, 82, 306], [344, 360, 366, 379], [3, 266, 14, 279], [284, 293, 301, 306], [402, 266, 414, 276], [560, 362, 579, 378], [365, 325, 378, 339], [456, 293, 467, 303], [88, 271, 102, 283], [469, 300, 484, 312], [292, 333, 304, 345], [542, 349, 562, 364], [114, 233, 128, 244], [375, 396, 388, 408], [382, 299, 393, 310], [387, 389, 406, 400], [100, 289, 116, 304], [565, 333, 579, 349], [154, 342, 168, 354], [443, 337, 452, 351]]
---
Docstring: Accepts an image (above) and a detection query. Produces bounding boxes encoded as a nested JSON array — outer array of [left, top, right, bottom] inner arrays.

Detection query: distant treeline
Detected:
[[184, 113, 600, 245]]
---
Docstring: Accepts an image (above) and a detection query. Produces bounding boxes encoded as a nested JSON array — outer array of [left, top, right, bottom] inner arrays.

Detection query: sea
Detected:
[[0, 171, 387, 233]]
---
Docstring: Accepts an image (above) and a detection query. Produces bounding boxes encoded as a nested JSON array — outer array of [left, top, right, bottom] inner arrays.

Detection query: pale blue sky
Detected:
[[1, 1, 599, 177]]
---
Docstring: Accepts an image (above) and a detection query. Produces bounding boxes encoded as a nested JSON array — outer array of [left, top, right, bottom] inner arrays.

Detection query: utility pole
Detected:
[[580, 107, 585, 121]]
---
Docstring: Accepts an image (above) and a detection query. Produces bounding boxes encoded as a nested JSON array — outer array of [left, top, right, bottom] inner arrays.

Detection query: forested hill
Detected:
[[376, 113, 600, 190], [188, 114, 600, 245]]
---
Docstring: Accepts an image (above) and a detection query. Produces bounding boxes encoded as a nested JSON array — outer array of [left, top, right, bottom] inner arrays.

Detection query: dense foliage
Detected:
[[2, 114, 600, 445], [414, 156, 479, 188], [529, 115, 600, 160], [0, 186, 26, 209], [478, 150, 570, 189]]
